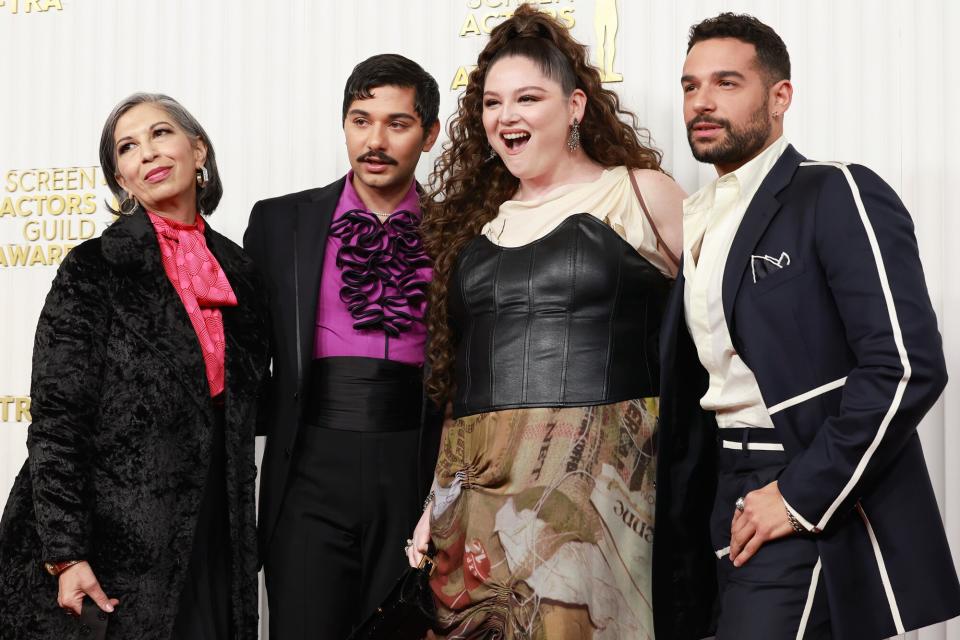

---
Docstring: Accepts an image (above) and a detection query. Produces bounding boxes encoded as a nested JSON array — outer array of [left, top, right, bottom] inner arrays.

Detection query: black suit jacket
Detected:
[[0, 211, 270, 640], [244, 178, 442, 555], [655, 146, 960, 640]]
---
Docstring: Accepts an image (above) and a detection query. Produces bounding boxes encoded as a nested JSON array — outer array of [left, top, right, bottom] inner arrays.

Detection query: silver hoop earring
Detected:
[[119, 193, 139, 215], [567, 118, 581, 152], [196, 165, 210, 188]]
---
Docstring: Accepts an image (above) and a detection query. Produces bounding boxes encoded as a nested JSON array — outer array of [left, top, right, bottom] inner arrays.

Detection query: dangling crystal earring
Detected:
[[567, 118, 581, 152], [487, 146, 498, 162], [196, 165, 210, 188]]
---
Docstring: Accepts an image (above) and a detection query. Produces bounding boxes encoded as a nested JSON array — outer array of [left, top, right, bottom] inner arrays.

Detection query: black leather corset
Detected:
[[450, 213, 670, 418]]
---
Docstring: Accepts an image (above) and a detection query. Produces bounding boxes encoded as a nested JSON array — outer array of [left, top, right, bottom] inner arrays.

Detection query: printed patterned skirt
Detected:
[[429, 399, 658, 640]]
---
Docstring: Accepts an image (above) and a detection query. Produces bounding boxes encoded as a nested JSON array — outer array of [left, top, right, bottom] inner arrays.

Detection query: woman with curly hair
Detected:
[[405, 5, 685, 639]]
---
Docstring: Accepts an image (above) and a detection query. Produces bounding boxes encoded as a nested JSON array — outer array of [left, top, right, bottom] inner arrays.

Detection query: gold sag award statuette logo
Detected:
[[0, 167, 104, 267], [0, 397, 31, 423], [594, 0, 622, 82], [452, 0, 577, 91], [0, 0, 63, 13]]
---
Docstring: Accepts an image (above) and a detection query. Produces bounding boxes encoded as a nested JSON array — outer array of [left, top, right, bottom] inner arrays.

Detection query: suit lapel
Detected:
[[295, 178, 345, 381], [721, 145, 805, 334], [101, 212, 212, 416]]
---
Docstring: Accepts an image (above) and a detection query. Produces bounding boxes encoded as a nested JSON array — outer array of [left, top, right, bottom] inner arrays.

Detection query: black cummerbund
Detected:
[[303, 357, 423, 432]]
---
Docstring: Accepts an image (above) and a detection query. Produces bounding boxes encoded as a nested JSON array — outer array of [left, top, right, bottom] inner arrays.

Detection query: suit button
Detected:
[[79, 624, 91, 636], [284, 447, 292, 459], [293, 391, 300, 401], [97, 611, 107, 621]]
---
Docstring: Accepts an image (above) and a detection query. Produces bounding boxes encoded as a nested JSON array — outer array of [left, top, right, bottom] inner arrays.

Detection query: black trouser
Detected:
[[265, 426, 420, 639], [173, 403, 232, 640], [711, 428, 831, 640]]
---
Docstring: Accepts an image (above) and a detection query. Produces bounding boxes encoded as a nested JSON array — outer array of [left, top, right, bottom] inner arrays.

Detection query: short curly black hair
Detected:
[[687, 13, 790, 85]]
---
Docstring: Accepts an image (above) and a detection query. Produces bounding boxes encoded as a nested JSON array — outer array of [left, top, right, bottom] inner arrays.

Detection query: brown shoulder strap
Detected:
[[628, 169, 681, 270]]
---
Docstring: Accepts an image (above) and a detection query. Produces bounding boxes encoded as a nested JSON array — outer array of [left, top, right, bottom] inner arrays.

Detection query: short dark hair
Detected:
[[687, 13, 791, 84], [341, 54, 440, 131], [99, 93, 223, 216]]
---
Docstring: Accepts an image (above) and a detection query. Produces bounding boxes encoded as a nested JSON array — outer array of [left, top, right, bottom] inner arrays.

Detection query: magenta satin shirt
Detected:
[[313, 172, 431, 366]]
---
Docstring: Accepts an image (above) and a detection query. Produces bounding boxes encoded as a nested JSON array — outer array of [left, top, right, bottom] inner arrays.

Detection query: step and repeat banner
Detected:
[[2, 1, 958, 638]]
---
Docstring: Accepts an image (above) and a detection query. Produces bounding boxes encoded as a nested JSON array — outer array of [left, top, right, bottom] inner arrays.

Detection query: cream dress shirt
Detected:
[[682, 137, 789, 429]]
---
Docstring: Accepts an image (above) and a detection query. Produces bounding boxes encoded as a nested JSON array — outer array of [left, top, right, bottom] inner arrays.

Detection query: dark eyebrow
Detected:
[[714, 70, 746, 81], [680, 70, 747, 84], [347, 109, 416, 122], [482, 85, 548, 98], [115, 121, 174, 146]]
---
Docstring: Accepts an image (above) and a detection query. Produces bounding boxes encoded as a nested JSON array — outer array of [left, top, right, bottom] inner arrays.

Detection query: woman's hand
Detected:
[[407, 503, 432, 568], [57, 561, 119, 616]]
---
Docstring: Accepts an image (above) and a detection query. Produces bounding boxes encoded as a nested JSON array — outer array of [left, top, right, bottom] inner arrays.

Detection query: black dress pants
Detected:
[[711, 430, 832, 640], [265, 425, 420, 640], [172, 406, 232, 640]]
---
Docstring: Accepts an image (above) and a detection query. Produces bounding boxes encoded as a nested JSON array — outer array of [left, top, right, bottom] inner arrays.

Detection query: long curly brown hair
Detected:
[[423, 4, 663, 405]]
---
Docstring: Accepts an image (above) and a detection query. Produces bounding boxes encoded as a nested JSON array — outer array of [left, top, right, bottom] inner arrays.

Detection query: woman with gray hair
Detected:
[[0, 93, 269, 640]]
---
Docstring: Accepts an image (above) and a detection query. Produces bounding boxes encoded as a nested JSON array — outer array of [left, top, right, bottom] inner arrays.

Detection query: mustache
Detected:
[[356, 150, 398, 165], [686, 114, 730, 132]]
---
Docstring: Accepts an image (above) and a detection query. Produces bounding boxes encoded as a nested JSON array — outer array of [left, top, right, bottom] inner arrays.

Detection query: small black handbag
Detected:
[[346, 554, 438, 640]]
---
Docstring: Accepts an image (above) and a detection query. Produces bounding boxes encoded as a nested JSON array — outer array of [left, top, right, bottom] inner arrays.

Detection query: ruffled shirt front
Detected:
[[313, 173, 431, 365]]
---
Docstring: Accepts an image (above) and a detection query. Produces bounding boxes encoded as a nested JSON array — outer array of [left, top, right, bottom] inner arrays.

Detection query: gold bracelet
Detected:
[[44, 560, 81, 576]]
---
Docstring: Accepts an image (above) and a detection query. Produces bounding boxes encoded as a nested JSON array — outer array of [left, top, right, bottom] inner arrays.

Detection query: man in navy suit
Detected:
[[652, 12, 960, 640]]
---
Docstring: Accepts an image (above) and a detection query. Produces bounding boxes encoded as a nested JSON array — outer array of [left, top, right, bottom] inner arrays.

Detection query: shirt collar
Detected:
[[147, 210, 204, 237], [683, 136, 789, 216], [339, 170, 421, 217]]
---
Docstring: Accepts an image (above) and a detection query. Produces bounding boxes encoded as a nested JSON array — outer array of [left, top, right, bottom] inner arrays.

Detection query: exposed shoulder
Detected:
[[627, 168, 684, 274], [629, 168, 687, 200]]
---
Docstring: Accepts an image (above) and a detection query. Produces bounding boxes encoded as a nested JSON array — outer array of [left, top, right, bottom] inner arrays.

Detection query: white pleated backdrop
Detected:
[[0, 1, 956, 638]]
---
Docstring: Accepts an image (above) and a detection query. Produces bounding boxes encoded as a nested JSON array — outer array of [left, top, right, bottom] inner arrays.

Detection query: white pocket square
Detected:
[[751, 252, 791, 284]]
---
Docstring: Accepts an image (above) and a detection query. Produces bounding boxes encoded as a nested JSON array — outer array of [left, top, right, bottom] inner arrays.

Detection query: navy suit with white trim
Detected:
[[653, 145, 960, 640]]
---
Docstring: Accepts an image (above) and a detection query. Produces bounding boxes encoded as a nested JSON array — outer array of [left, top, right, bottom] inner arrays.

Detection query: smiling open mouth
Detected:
[[501, 131, 530, 152]]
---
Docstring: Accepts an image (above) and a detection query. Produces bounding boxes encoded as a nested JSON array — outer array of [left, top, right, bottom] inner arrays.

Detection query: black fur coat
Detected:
[[0, 211, 270, 639]]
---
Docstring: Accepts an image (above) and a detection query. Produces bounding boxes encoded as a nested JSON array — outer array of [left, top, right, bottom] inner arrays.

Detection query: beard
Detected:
[[686, 97, 772, 166]]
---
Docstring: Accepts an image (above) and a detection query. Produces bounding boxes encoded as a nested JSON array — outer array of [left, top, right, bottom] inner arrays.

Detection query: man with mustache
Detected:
[[653, 13, 960, 640], [243, 54, 441, 638]]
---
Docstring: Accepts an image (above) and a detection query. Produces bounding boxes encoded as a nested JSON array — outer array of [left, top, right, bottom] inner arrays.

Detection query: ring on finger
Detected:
[[735, 496, 745, 512]]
